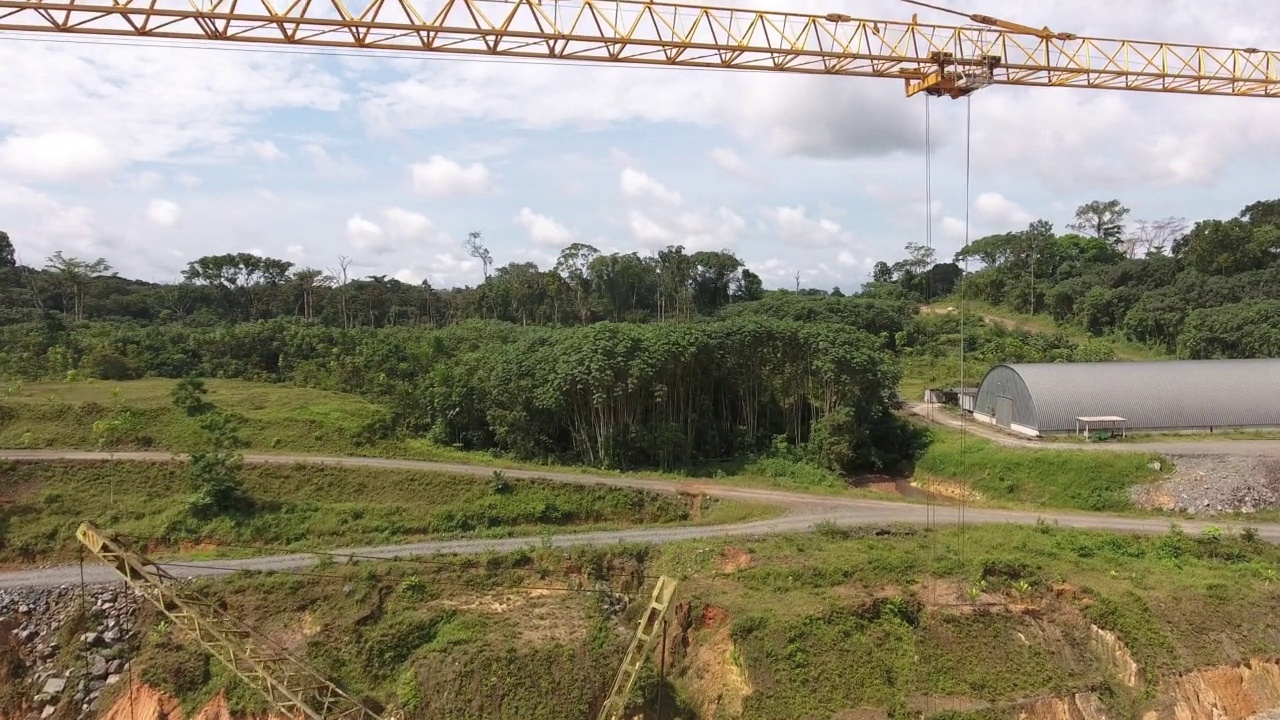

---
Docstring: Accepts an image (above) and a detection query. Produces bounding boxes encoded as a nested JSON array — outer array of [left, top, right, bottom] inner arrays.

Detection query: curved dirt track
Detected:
[[4, 449, 1280, 589]]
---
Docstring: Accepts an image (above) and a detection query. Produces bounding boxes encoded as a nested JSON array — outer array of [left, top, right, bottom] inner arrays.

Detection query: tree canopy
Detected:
[[874, 197, 1280, 358]]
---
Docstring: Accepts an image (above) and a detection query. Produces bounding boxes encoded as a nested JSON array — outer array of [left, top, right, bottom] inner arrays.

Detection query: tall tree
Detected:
[[182, 252, 294, 320], [1067, 200, 1130, 247], [1127, 217, 1188, 258], [732, 268, 765, 303], [1239, 199, 1280, 227], [44, 251, 112, 321], [326, 255, 354, 329], [290, 267, 332, 321], [464, 231, 493, 280], [689, 250, 743, 314], [555, 243, 600, 324], [871, 261, 893, 283], [1177, 218, 1279, 275], [0, 230, 14, 268]]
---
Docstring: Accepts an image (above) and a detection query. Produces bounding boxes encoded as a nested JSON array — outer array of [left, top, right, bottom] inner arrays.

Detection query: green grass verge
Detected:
[[913, 426, 1167, 512], [106, 522, 1280, 720], [0, 460, 775, 565]]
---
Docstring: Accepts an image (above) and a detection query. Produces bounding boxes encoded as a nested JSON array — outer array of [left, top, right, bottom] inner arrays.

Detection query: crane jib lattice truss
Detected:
[[1, 0, 1279, 98], [75, 522, 386, 720]]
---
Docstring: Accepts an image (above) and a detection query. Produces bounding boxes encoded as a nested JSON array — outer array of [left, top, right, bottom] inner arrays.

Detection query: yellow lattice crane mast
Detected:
[[76, 522, 385, 720], [0, 0, 1277, 99]]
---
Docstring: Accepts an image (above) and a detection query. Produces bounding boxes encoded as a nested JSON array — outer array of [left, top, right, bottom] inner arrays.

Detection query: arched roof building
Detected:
[[973, 359, 1280, 437]]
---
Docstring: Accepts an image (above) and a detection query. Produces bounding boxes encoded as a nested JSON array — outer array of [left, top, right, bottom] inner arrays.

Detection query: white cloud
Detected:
[[0, 182, 104, 256], [132, 171, 163, 191], [709, 148, 751, 180], [409, 155, 492, 197], [358, 60, 917, 159], [627, 205, 744, 251], [248, 140, 286, 161], [286, 244, 305, 257], [0, 131, 115, 182], [628, 210, 674, 244], [973, 192, 1035, 229], [346, 214, 389, 255], [347, 208, 446, 256], [620, 168, 682, 205], [383, 207, 446, 245], [256, 189, 281, 204], [176, 172, 201, 188], [395, 251, 481, 287], [301, 144, 364, 179], [837, 250, 873, 268], [515, 207, 575, 246], [939, 193, 1034, 245], [673, 207, 746, 251], [0, 41, 343, 173], [147, 199, 181, 227], [770, 206, 854, 248], [942, 217, 970, 243]]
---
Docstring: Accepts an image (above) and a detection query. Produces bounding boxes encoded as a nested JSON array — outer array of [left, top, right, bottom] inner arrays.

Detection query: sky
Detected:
[[2, 0, 1280, 291]]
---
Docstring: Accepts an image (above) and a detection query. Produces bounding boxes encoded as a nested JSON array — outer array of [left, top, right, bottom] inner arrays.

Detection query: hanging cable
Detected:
[[924, 95, 936, 426], [923, 94, 936, 535], [921, 93, 938, 720], [958, 93, 974, 561]]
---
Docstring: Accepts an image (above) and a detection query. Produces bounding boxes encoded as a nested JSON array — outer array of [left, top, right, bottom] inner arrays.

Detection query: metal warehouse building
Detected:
[[973, 359, 1280, 437]]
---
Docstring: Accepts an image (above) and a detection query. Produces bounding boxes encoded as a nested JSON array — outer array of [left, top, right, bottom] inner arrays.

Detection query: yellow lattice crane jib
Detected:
[[76, 522, 385, 720], [0, 0, 1277, 99], [597, 575, 679, 720]]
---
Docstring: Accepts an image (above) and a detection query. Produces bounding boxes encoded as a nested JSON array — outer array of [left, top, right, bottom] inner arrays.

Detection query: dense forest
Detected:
[[941, 198, 1280, 359], [1, 196, 1275, 472]]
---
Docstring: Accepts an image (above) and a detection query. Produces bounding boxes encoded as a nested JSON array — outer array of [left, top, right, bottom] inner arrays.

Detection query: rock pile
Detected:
[[1, 585, 142, 720], [1130, 455, 1280, 515]]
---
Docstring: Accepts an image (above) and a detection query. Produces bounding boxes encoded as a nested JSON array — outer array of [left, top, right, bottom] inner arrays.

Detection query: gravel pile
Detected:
[[1130, 455, 1280, 515], [2, 586, 141, 719]]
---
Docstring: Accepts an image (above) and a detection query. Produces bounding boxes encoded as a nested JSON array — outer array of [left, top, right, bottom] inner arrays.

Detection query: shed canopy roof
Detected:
[[994, 359, 1280, 432]]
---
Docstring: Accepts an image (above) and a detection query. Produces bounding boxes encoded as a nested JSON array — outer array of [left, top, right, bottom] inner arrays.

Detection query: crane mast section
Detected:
[[1, 0, 1278, 97]]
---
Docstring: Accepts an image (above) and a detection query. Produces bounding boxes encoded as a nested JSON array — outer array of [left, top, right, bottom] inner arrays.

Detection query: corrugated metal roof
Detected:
[[986, 359, 1280, 432]]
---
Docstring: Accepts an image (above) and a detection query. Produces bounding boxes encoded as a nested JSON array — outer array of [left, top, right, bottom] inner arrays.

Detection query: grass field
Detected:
[[0, 460, 774, 565], [106, 522, 1280, 720], [914, 426, 1167, 512], [0, 378, 382, 455]]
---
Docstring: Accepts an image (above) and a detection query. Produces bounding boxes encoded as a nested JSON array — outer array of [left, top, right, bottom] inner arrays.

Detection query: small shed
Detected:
[[924, 386, 979, 411], [1075, 416, 1128, 438]]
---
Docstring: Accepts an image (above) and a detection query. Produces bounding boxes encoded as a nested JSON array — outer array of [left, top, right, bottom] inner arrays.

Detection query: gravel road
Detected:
[[4, 450, 1280, 590]]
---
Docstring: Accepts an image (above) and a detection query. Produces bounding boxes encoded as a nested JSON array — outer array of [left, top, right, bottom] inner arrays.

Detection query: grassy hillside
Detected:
[[88, 522, 1280, 720], [925, 300, 1167, 362], [0, 460, 771, 565], [914, 427, 1167, 512], [0, 378, 381, 455]]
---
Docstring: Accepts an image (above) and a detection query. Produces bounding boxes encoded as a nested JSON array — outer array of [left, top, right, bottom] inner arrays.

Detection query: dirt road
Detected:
[[3, 449, 1280, 589]]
